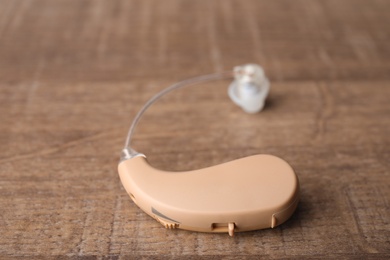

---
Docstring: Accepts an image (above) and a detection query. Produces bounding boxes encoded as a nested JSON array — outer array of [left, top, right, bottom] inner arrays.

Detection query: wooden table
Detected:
[[1, 0, 389, 258]]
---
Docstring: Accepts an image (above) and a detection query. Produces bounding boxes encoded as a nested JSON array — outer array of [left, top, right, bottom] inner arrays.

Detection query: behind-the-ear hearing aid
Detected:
[[118, 64, 299, 236]]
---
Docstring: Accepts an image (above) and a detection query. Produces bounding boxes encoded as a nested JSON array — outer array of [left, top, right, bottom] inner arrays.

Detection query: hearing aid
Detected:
[[118, 64, 299, 236]]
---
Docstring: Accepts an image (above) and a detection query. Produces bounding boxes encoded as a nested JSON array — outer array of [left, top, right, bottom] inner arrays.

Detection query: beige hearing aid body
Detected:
[[118, 154, 299, 236], [118, 64, 300, 236]]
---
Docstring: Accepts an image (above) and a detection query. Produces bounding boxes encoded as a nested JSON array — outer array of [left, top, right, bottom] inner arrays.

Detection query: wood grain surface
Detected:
[[1, 0, 389, 258]]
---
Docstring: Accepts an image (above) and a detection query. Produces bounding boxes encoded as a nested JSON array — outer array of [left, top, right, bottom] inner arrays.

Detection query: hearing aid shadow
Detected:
[[236, 197, 312, 238], [279, 198, 309, 229], [257, 177, 334, 237], [263, 96, 276, 111]]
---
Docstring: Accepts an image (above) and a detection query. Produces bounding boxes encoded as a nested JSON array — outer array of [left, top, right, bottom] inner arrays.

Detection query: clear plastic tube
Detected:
[[121, 71, 233, 161]]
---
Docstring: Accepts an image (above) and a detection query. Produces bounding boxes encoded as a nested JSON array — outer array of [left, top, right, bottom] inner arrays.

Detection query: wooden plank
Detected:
[[0, 0, 389, 258]]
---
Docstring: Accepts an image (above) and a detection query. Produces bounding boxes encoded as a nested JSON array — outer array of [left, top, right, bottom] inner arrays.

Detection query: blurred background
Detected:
[[1, 0, 389, 81]]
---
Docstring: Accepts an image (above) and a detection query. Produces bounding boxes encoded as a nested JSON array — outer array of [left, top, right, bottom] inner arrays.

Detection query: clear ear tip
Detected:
[[228, 64, 270, 113]]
